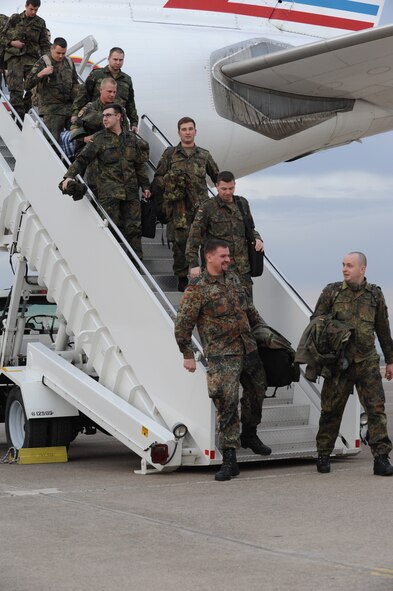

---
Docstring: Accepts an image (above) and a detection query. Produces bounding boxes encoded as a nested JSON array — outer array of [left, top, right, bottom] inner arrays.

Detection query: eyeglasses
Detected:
[[103, 113, 116, 118]]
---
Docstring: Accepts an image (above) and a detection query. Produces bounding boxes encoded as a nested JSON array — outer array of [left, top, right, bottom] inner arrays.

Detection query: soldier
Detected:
[[153, 116, 219, 292], [174, 239, 271, 482], [186, 170, 263, 301], [62, 103, 150, 259], [71, 77, 118, 151], [72, 47, 138, 132], [25, 37, 79, 142], [0, 14, 9, 89], [3, 0, 50, 120], [313, 251, 393, 476]]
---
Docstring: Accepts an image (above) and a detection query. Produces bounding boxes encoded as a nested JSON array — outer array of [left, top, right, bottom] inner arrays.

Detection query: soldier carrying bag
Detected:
[[234, 196, 264, 277]]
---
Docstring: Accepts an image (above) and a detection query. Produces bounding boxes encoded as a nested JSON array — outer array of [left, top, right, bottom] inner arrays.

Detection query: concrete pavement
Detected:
[[1, 383, 393, 591]]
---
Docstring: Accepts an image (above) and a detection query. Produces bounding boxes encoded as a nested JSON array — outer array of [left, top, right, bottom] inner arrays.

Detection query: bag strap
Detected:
[[234, 195, 254, 242], [42, 54, 73, 69], [42, 54, 51, 67]]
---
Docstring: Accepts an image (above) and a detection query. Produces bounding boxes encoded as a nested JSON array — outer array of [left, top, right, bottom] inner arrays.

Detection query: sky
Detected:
[[236, 2, 393, 312], [1, 2, 393, 314]]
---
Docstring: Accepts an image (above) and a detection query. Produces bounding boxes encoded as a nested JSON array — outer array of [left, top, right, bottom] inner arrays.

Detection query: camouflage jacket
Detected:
[[174, 270, 262, 359], [71, 99, 131, 139], [25, 54, 79, 112], [64, 128, 150, 201], [153, 143, 219, 227], [186, 195, 262, 276], [0, 15, 8, 67], [311, 280, 393, 364], [3, 12, 50, 63], [72, 65, 138, 127]]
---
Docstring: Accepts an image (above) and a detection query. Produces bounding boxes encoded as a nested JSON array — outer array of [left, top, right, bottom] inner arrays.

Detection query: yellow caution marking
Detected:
[[18, 446, 68, 464], [371, 568, 393, 579], [141, 425, 149, 437], [1, 367, 23, 372]]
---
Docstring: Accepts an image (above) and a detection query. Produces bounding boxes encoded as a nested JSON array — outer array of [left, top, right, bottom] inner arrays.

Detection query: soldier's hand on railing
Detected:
[[184, 358, 196, 373]]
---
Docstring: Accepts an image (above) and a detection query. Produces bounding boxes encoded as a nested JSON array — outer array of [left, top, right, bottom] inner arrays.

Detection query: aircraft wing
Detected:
[[221, 24, 393, 109]]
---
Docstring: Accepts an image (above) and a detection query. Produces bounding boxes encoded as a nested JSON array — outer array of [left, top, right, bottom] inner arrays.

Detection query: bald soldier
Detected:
[[313, 252, 393, 476]]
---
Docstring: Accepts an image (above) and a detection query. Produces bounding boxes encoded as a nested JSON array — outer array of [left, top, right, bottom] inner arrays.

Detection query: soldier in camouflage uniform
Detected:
[[62, 103, 150, 259], [25, 37, 79, 142], [0, 14, 9, 88], [71, 78, 117, 149], [72, 47, 138, 131], [3, 0, 51, 119], [186, 170, 263, 301], [174, 239, 271, 481], [70, 78, 118, 190], [313, 252, 393, 476], [153, 117, 219, 292]]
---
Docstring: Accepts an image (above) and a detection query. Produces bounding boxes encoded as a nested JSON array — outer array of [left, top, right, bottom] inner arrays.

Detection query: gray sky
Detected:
[[237, 2, 393, 312]]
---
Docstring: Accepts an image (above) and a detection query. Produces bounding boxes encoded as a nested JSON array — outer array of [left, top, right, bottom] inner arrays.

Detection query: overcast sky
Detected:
[[236, 2, 393, 312]]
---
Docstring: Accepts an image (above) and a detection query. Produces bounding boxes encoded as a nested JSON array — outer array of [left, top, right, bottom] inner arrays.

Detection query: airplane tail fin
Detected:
[[271, 0, 387, 37]]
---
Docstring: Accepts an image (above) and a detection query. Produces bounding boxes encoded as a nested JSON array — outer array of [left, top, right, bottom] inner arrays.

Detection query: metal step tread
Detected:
[[257, 424, 318, 446], [260, 404, 310, 427]]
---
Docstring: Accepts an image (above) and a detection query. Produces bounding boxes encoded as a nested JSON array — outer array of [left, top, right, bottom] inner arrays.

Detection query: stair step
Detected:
[[143, 242, 172, 259], [144, 259, 173, 274], [257, 424, 318, 447], [264, 388, 294, 405], [261, 404, 310, 428]]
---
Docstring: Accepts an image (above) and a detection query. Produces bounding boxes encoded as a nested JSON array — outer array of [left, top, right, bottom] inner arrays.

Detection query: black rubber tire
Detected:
[[48, 417, 77, 449], [5, 386, 49, 449]]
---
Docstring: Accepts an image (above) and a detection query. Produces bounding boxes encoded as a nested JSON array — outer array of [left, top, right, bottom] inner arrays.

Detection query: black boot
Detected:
[[215, 448, 239, 481], [316, 454, 331, 473], [240, 426, 272, 455], [177, 276, 188, 292], [373, 454, 393, 476]]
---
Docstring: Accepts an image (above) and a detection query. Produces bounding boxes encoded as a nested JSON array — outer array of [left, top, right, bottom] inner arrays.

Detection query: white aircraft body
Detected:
[[2, 0, 393, 178]]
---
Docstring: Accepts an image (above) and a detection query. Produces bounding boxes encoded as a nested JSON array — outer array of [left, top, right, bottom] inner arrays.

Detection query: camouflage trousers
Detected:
[[207, 351, 266, 450], [40, 108, 72, 143], [172, 225, 190, 278], [317, 357, 392, 457], [98, 194, 143, 259], [6, 57, 34, 119]]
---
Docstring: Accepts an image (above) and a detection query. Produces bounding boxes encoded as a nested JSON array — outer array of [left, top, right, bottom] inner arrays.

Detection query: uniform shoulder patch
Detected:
[[78, 104, 90, 118]]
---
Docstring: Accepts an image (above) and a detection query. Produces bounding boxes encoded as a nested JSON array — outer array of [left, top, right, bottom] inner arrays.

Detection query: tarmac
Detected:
[[1, 383, 393, 591]]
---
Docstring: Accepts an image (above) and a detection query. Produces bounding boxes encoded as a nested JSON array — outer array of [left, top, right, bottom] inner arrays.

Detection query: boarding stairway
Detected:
[[0, 98, 360, 471]]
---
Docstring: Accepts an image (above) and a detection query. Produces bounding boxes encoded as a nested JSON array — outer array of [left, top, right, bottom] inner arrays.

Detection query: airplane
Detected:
[[2, 0, 393, 180]]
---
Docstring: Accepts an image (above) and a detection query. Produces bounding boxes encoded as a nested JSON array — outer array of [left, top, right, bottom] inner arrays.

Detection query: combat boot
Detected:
[[177, 276, 188, 292], [373, 454, 393, 476], [240, 426, 272, 455], [215, 448, 239, 481], [316, 454, 331, 473]]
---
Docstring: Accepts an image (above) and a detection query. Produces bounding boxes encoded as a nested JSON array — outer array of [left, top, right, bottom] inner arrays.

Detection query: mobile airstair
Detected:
[[0, 98, 360, 473]]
